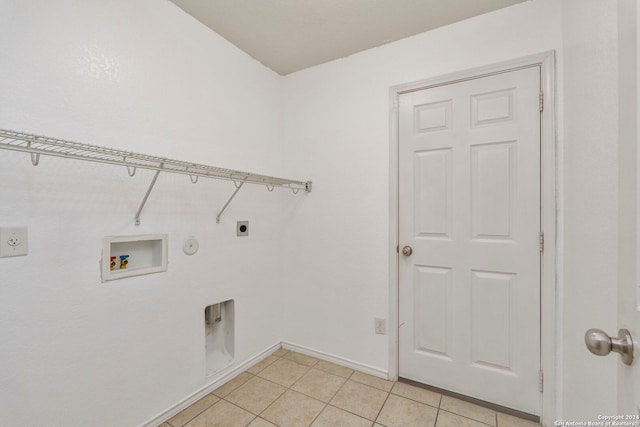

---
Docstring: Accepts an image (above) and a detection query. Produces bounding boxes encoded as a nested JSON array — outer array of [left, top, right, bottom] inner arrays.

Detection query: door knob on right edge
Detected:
[[585, 328, 634, 366], [401, 246, 413, 256]]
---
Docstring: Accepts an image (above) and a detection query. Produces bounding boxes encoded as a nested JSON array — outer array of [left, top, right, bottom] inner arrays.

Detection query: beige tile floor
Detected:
[[159, 348, 540, 427]]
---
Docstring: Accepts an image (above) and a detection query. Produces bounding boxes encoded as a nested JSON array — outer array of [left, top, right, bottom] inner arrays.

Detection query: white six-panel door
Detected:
[[398, 66, 541, 414]]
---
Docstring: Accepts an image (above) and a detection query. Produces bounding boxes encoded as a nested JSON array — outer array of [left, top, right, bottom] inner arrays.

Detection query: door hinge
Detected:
[[539, 232, 544, 253], [397, 245, 399, 254], [539, 92, 544, 112], [539, 370, 544, 392]]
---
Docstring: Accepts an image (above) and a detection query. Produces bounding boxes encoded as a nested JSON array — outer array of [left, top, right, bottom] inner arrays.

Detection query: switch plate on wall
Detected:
[[0, 226, 28, 257]]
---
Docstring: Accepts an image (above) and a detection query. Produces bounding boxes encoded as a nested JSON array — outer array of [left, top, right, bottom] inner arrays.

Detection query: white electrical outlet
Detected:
[[0, 226, 28, 258], [374, 318, 386, 335]]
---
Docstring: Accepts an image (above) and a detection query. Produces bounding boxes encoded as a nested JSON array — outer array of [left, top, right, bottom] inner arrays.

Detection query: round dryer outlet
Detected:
[[183, 237, 199, 255]]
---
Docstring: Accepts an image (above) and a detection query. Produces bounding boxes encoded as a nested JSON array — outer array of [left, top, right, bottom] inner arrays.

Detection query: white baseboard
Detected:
[[281, 341, 389, 380], [140, 340, 389, 427], [139, 341, 281, 427]]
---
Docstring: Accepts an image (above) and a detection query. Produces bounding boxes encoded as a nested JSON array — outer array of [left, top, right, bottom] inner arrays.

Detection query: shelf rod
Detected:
[[135, 165, 163, 226], [216, 181, 245, 224]]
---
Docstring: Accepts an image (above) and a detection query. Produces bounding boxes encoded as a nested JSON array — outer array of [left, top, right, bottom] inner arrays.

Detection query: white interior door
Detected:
[[398, 66, 542, 414]]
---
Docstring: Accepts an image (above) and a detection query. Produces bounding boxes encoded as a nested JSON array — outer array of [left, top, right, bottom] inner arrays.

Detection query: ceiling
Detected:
[[169, 0, 527, 75]]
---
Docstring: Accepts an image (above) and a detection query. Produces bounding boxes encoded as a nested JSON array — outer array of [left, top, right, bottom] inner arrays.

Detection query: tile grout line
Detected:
[[258, 416, 280, 427], [322, 377, 387, 424], [331, 370, 397, 424], [371, 389, 392, 426], [437, 409, 497, 427], [432, 394, 441, 427], [308, 402, 329, 426], [439, 394, 498, 426], [254, 360, 314, 390], [246, 415, 258, 427], [257, 374, 303, 390], [222, 396, 273, 419], [285, 356, 324, 426], [349, 373, 395, 392], [240, 357, 302, 417], [252, 359, 321, 426], [246, 355, 281, 375], [387, 389, 441, 409], [432, 392, 442, 427], [303, 363, 358, 425], [313, 370, 365, 422], [212, 372, 256, 399], [225, 356, 287, 425], [326, 403, 378, 424], [250, 382, 288, 422], [168, 395, 220, 427], [289, 377, 347, 403], [285, 357, 342, 426]]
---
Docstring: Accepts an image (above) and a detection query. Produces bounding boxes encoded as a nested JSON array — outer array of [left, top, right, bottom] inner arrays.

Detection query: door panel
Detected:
[[471, 270, 514, 371], [414, 148, 452, 238], [398, 66, 541, 414], [414, 265, 452, 358], [471, 141, 516, 240]]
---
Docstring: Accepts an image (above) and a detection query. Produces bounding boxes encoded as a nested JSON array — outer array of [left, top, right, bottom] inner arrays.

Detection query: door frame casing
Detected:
[[388, 51, 556, 424]]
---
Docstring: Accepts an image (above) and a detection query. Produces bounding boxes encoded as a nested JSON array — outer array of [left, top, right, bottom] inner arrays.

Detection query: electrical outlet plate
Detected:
[[0, 226, 28, 257], [237, 221, 249, 237], [374, 318, 386, 335]]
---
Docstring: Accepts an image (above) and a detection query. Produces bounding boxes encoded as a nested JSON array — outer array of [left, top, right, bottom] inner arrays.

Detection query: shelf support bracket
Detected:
[[27, 142, 40, 166], [135, 166, 163, 226], [216, 181, 245, 224]]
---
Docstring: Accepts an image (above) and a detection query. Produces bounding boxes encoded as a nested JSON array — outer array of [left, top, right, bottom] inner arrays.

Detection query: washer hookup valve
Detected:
[[110, 256, 117, 271], [119, 255, 130, 270]]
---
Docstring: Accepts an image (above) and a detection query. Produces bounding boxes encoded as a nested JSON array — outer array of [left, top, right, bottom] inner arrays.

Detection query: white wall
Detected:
[[281, 0, 621, 423], [0, 1, 302, 426], [561, 0, 620, 420], [0, 0, 629, 424]]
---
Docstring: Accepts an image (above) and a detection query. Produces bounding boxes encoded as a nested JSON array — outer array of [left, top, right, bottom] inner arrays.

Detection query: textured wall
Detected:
[[0, 1, 301, 426]]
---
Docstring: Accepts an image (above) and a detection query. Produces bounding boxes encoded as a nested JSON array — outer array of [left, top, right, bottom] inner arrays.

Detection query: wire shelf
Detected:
[[0, 128, 310, 190], [0, 128, 311, 225]]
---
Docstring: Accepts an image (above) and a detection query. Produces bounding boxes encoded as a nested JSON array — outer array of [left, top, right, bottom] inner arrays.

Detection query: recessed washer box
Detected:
[[101, 234, 167, 282], [205, 299, 235, 376]]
